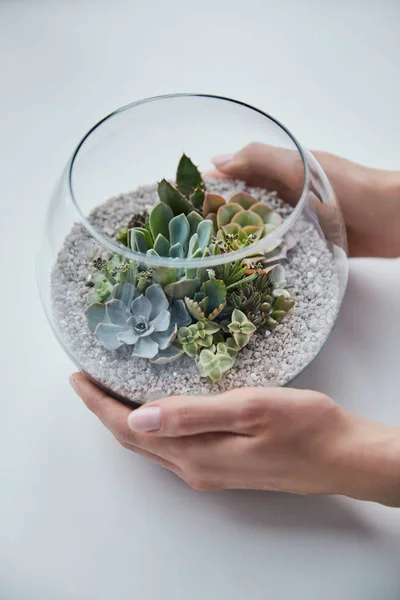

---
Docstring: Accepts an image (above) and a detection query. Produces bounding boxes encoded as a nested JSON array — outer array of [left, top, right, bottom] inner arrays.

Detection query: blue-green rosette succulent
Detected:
[[85, 282, 190, 364]]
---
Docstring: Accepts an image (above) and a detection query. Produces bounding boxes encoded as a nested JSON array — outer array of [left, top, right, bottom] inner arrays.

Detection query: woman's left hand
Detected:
[[70, 373, 400, 504]]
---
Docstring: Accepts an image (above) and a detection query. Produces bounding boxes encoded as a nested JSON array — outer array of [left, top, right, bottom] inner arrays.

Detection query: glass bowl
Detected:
[[37, 94, 348, 408]]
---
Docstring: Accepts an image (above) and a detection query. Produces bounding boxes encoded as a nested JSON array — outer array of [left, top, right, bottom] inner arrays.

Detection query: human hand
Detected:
[[210, 143, 400, 259], [71, 373, 400, 506]]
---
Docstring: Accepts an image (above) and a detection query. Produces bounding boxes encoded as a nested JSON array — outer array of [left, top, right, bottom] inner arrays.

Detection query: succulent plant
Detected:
[[185, 270, 226, 321], [116, 211, 150, 246], [227, 309, 256, 349], [158, 154, 205, 216], [204, 191, 282, 244], [228, 266, 295, 329], [85, 282, 190, 363], [126, 201, 213, 299], [204, 191, 299, 263], [197, 342, 236, 383], [177, 321, 221, 357], [87, 255, 138, 304]]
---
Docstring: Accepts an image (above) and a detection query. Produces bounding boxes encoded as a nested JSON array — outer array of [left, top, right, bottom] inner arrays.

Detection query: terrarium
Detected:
[[37, 94, 348, 408]]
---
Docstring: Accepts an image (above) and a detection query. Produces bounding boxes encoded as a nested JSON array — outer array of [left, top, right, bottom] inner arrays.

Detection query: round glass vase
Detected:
[[37, 94, 348, 408]]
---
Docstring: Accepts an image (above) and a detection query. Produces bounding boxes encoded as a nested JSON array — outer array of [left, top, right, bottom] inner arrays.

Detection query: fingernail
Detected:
[[212, 153, 234, 169], [128, 407, 162, 432]]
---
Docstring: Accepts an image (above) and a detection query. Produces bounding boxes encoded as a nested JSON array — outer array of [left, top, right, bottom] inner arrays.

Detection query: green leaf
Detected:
[[164, 278, 198, 299], [169, 214, 190, 249], [203, 321, 220, 334], [250, 203, 275, 223], [149, 202, 174, 240], [233, 332, 250, 349], [158, 179, 194, 215], [241, 322, 256, 334], [197, 219, 213, 251], [187, 210, 204, 236], [116, 229, 128, 246], [231, 308, 247, 324], [229, 192, 257, 209], [130, 229, 150, 253], [152, 266, 177, 286], [232, 210, 264, 228], [201, 278, 226, 314], [217, 354, 235, 372], [153, 233, 170, 256], [198, 349, 215, 366], [85, 302, 106, 333], [217, 203, 242, 228], [183, 342, 198, 357], [188, 233, 199, 257], [176, 154, 204, 198], [178, 326, 191, 340], [169, 242, 185, 259], [271, 310, 286, 322], [190, 186, 205, 210], [203, 193, 226, 216]]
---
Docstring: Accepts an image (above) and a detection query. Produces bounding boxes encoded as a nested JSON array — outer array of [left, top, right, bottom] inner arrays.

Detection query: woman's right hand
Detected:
[[210, 143, 400, 259]]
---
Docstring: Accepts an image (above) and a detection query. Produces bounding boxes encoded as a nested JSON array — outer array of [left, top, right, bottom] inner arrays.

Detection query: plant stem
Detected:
[[104, 266, 117, 286], [226, 273, 257, 292]]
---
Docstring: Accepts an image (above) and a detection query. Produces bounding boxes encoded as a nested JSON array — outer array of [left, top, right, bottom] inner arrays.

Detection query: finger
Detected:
[[127, 387, 280, 437], [70, 373, 180, 460], [211, 142, 305, 204]]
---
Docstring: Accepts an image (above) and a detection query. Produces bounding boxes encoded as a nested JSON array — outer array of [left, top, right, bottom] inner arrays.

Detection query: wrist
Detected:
[[327, 411, 400, 506]]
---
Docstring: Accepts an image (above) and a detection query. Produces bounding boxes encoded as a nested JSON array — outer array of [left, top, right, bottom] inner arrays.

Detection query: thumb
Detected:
[[127, 388, 273, 437], [212, 142, 305, 205]]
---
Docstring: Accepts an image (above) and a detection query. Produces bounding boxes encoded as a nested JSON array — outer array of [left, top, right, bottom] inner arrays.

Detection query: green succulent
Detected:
[[197, 342, 236, 383], [127, 203, 213, 300], [227, 309, 256, 349], [266, 294, 296, 329], [177, 321, 220, 357], [184, 270, 226, 321], [87, 256, 138, 304], [158, 154, 205, 215], [228, 266, 295, 329], [204, 191, 282, 246]]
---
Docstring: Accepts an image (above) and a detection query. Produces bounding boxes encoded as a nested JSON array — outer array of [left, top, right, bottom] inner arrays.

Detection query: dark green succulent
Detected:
[[157, 153, 205, 215], [184, 270, 227, 321], [228, 266, 295, 329]]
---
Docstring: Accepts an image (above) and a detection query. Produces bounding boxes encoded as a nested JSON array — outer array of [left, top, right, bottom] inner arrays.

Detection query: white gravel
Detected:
[[51, 179, 340, 404]]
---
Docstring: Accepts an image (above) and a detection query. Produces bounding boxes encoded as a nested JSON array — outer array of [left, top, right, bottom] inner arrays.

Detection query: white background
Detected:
[[1, 1, 400, 599]]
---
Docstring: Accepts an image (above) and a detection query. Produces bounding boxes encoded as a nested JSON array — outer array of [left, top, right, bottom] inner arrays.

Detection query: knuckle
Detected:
[[234, 395, 266, 430], [166, 404, 195, 435]]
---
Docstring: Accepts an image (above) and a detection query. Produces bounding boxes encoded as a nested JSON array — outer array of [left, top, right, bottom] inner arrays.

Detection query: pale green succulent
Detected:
[[85, 282, 190, 363], [227, 309, 257, 349], [204, 191, 282, 245], [177, 321, 220, 357], [197, 342, 236, 383]]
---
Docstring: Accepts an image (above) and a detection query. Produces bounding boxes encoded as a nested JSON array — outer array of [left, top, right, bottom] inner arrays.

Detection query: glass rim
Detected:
[[68, 93, 311, 268]]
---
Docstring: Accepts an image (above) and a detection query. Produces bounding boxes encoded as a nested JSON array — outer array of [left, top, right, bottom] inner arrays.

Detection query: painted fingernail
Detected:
[[128, 407, 162, 432], [212, 153, 234, 169]]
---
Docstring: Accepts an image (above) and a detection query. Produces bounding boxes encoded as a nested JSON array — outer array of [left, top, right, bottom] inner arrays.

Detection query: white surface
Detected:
[[1, 1, 400, 599]]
